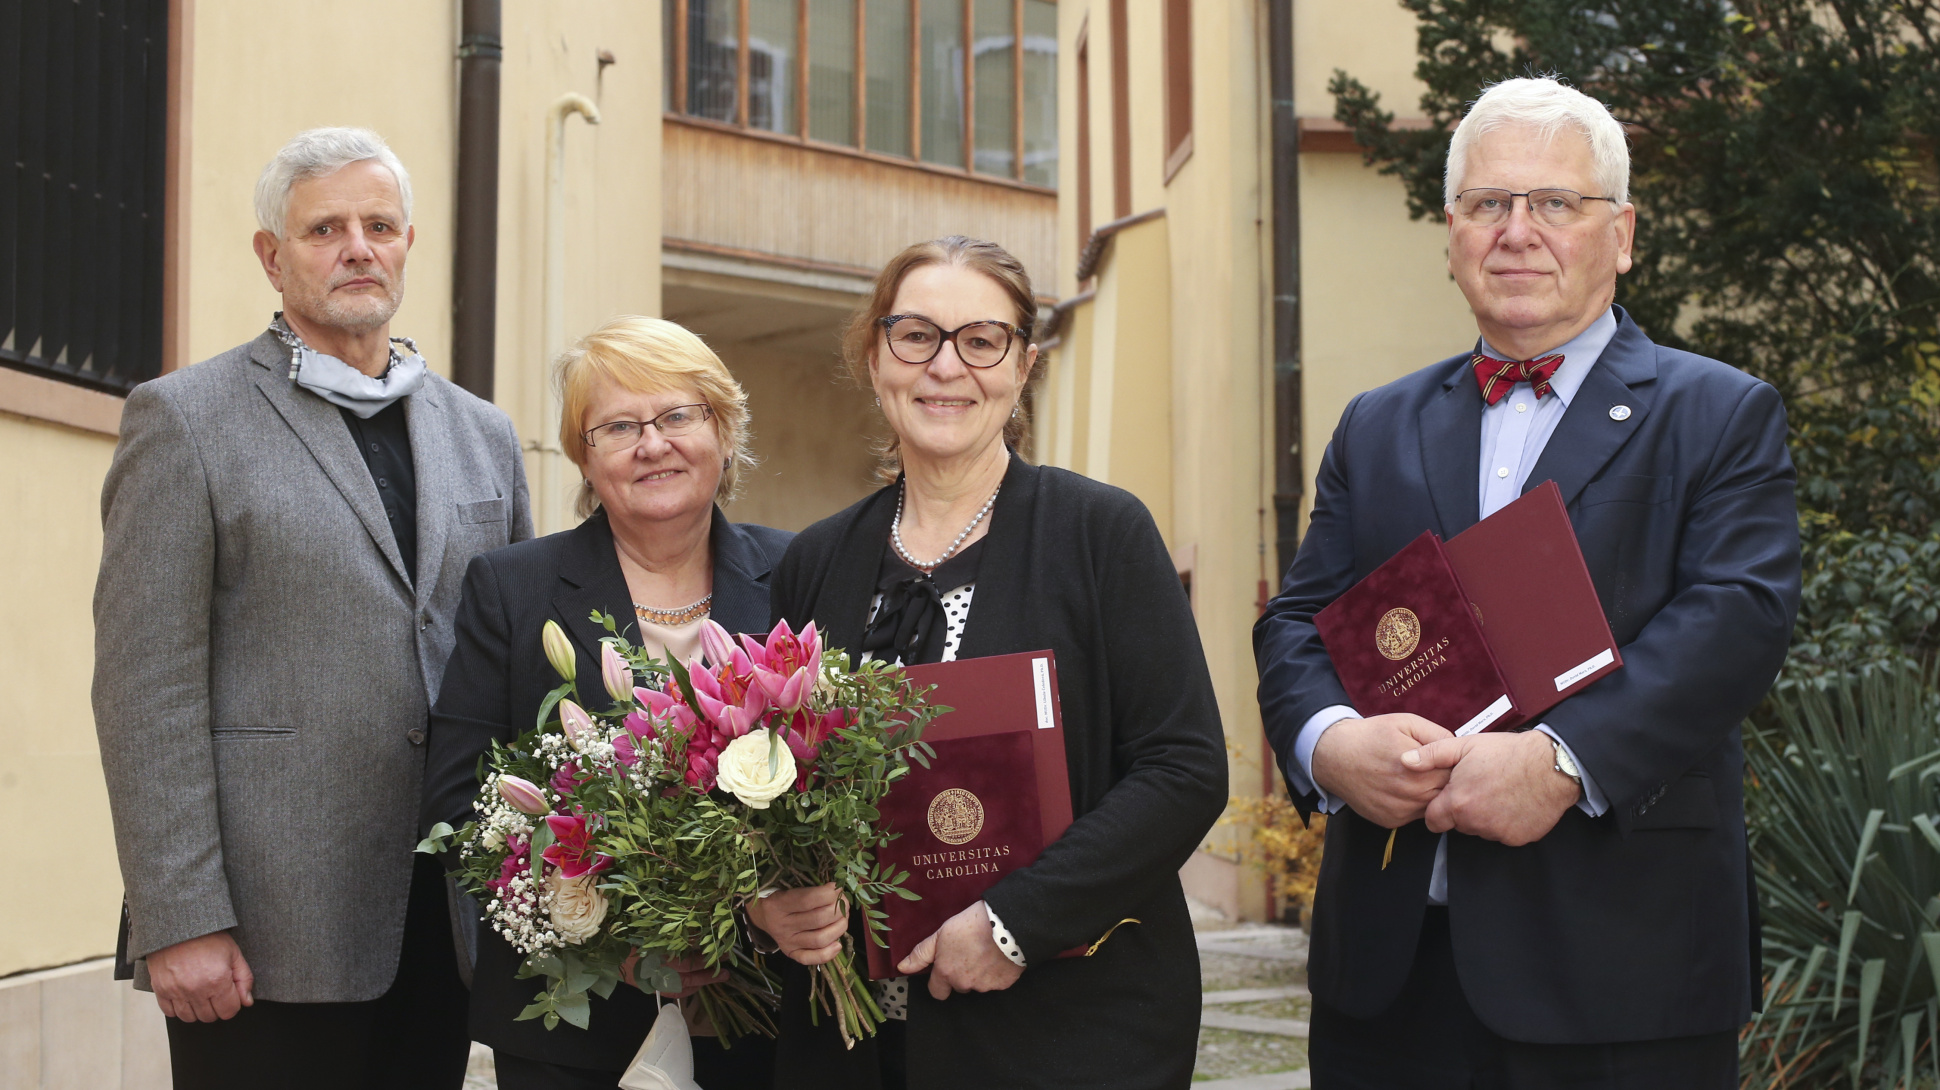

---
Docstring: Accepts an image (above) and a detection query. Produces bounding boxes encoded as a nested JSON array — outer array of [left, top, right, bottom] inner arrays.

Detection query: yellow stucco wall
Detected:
[[0, 0, 665, 978], [0, 414, 120, 975]]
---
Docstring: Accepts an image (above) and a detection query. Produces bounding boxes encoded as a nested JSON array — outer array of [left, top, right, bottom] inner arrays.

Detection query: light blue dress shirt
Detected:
[[1286, 308, 1618, 904]]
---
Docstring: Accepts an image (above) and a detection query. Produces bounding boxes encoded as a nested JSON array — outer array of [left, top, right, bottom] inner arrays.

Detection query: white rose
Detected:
[[715, 729, 797, 809], [547, 870, 609, 945]]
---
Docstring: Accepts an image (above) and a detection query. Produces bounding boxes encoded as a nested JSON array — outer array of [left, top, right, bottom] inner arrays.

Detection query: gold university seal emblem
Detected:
[[927, 788, 985, 846], [1376, 607, 1421, 661]]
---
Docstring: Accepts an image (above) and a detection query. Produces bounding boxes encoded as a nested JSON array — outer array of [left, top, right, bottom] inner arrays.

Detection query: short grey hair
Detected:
[[254, 127, 413, 237], [1444, 77, 1630, 206]]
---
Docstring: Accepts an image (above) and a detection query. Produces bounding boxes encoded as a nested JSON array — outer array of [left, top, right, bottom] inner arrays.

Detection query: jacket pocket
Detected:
[[458, 498, 507, 525], [1582, 474, 1672, 508], [1630, 772, 1717, 830], [210, 726, 296, 739]]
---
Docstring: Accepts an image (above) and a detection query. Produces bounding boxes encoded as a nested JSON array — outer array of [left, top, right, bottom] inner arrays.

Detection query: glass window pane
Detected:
[[749, 0, 800, 134], [809, 0, 857, 145], [687, 0, 740, 122], [921, 0, 965, 167], [1022, 0, 1057, 187], [972, 0, 1014, 177], [865, 0, 911, 156]]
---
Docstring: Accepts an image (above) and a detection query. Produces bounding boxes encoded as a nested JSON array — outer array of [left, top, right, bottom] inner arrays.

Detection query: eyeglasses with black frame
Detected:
[[878, 315, 1029, 369], [1453, 188, 1620, 228], [582, 403, 714, 450]]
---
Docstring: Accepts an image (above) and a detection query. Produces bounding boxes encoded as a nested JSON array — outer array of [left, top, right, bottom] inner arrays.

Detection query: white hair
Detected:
[[1444, 77, 1630, 206], [254, 127, 413, 237]]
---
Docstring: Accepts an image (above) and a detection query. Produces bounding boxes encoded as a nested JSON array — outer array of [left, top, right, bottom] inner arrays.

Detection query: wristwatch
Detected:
[[1551, 738, 1585, 800]]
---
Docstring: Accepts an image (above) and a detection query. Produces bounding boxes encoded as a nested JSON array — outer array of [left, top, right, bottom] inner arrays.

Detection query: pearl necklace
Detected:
[[634, 592, 713, 626], [892, 479, 1000, 572]]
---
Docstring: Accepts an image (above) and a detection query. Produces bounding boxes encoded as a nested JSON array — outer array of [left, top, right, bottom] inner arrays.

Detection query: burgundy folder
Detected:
[[1314, 481, 1621, 736], [868, 650, 1072, 979]]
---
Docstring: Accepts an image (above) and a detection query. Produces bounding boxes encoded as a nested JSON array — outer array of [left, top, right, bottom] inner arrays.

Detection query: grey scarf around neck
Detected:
[[270, 313, 427, 419]]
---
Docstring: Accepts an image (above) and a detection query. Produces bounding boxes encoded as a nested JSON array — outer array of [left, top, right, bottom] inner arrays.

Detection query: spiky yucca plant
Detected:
[[1743, 663, 1940, 1088]]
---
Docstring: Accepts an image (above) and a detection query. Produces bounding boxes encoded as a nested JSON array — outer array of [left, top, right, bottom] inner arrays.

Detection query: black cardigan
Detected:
[[768, 455, 1229, 1090], [420, 506, 792, 1070]]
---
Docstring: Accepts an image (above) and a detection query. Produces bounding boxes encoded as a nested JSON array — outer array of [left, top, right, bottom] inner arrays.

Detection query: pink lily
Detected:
[[542, 814, 612, 878], [698, 619, 737, 670], [635, 685, 683, 716], [550, 760, 587, 796], [612, 732, 640, 767], [753, 664, 812, 713], [686, 661, 724, 702], [600, 644, 634, 705], [763, 620, 822, 677], [497, 775, 549, 815], [559, 700, 597, 751]]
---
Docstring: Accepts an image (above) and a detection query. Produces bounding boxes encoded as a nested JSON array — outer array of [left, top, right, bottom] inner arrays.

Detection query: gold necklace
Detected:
[[634, 592, 713, 626]]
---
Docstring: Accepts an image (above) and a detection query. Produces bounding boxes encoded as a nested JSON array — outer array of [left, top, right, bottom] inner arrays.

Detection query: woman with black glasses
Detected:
[[748, 237, 1228, 1090], [421, 316, 788, 1090]]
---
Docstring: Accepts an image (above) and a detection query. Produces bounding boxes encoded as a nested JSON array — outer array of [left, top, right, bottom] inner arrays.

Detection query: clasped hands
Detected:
[[746, 883, 1023, 1000], [1310, 713, 1580, 846]]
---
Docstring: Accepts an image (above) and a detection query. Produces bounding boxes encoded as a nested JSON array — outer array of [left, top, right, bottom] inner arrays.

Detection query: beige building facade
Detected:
[[1038, 0, 1479, 922], [1, 0, 1493, 1078]]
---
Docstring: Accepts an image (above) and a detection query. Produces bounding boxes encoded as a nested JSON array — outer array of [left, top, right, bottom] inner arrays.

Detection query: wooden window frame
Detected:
[[1162, 0, 1192, 182], [1107, 0, 1130, 218], [665, 0, 1051, 189], [1075, 19, 1091, 266]]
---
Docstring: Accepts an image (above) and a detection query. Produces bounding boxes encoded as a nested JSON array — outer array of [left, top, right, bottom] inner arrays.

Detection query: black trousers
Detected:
[[1311, 908, 1737, 1090], [165, 852, 471, 1090]]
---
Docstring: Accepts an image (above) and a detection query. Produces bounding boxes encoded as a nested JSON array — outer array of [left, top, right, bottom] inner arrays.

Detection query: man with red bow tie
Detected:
[[1255, 77, 1800, 1088]]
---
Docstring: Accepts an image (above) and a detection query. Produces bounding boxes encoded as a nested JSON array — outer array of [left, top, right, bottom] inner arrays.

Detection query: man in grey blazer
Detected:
[[93, 128, 532, 1088]]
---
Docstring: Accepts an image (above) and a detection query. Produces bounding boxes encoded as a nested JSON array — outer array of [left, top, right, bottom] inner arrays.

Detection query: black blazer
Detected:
[[1255, 309, 1801, 1043], [420, 506, 793, 1070], [768, 455, 1229, 1090]]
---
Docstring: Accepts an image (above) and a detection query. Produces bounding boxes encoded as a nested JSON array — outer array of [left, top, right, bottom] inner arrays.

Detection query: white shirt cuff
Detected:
[[1530, 724, 1608, 817], [985, 903, 1026, 967], [1291, 705, 1358, 814]]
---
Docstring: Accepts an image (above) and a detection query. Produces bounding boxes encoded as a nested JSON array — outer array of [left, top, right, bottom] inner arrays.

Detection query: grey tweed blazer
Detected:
[[93, 330, 533, 1002]]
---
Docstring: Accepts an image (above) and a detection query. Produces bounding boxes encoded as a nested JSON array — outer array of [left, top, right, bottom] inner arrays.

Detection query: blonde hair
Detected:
[[556, 316, 755, 519], [842, 236, 1041, 481]]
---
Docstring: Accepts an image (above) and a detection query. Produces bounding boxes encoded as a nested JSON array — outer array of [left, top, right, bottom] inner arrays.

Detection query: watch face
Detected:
[[1553, 741, 1580, 780]]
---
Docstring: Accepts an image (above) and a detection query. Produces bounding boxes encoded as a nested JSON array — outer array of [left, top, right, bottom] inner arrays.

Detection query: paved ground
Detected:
[[459, 899, 1313, 1088]]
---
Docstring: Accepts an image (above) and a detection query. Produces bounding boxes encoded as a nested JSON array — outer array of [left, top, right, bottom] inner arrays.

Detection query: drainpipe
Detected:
[[452, 0, 502, 400], [535, 93, 601, 534], [1267, 0, 1302, 586]]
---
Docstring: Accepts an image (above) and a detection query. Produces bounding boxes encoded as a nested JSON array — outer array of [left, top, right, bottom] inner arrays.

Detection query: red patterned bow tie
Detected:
[[1472, 353, 1564, 406]]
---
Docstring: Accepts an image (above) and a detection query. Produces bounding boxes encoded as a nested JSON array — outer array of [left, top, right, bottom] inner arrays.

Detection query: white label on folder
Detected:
[[1455, 695, 1512, 737], [1032, 657, 1055, 729], [1554, 648, 1615, 692]]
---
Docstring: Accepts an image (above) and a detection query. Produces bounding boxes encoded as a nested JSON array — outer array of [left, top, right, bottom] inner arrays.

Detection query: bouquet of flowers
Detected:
[[418, 613, 942, 1047]]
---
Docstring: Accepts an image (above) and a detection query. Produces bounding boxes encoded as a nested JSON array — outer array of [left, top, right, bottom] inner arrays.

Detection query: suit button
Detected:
[[408, 728, 427, 746]]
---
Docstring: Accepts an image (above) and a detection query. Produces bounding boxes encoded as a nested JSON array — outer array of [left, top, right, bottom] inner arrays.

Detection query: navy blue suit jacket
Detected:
[[1254, 308, 1800, 1043]]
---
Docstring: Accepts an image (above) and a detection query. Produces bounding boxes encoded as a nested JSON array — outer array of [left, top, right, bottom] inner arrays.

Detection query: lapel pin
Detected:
[[1609, 405, 1632, 421]]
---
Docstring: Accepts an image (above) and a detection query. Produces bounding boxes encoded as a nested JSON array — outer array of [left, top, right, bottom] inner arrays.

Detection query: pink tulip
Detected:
[[498, 775, 549, 815], [600, 644, 634, 705], [698, 619, 737, 670], [559, 700, 597, 751]]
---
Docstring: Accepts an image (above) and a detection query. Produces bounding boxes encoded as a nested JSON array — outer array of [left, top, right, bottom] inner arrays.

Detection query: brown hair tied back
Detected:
[[842, 236, 1041, 481]]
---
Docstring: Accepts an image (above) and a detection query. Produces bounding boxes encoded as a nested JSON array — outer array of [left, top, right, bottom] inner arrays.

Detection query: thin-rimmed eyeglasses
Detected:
[[582, 403, 713, 450], [1452, 188, 1620, 227]]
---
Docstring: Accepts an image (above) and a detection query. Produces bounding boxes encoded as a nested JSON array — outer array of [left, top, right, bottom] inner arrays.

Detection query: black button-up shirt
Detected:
[[339, 402, 418, 585]]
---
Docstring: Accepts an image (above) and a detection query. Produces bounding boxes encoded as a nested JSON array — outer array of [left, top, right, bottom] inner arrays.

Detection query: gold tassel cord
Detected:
[[1085, 918, 1142, 956], [1382, 828, 1397, 870]]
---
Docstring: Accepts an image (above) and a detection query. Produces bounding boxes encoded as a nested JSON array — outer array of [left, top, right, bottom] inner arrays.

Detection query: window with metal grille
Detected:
[[1, 0, 170, 395]]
